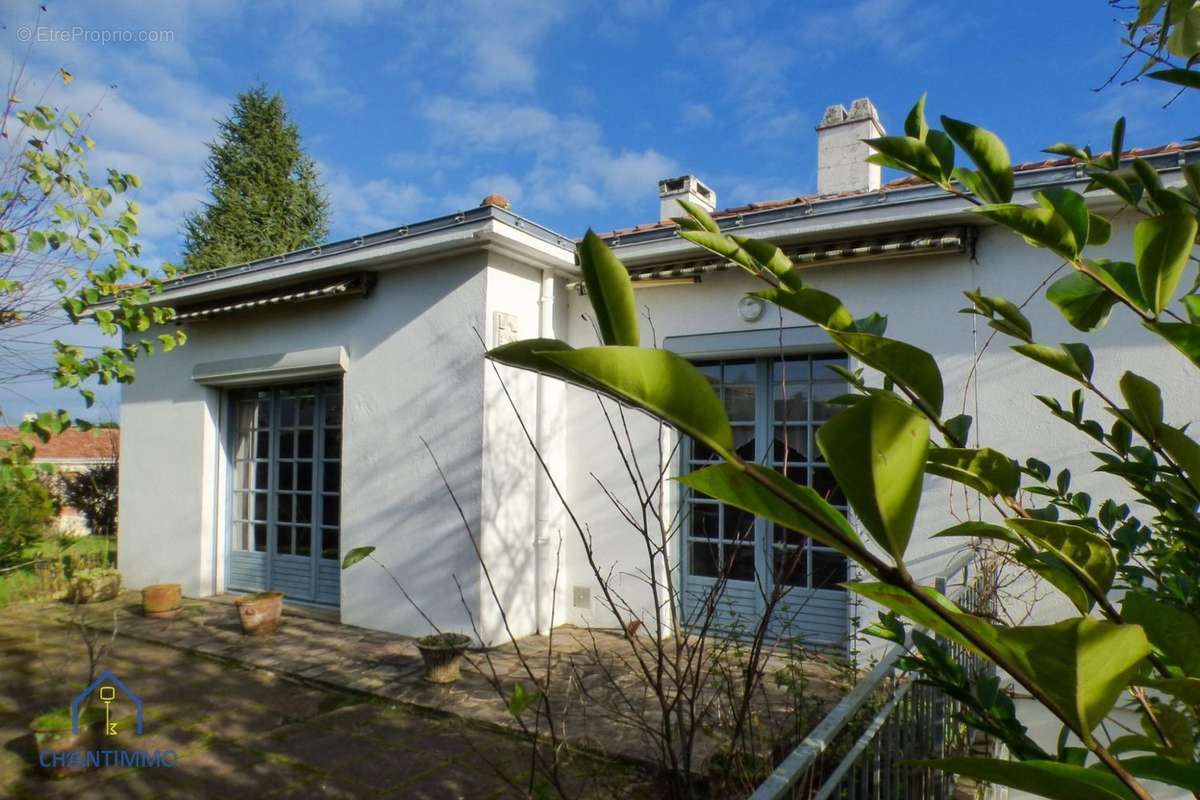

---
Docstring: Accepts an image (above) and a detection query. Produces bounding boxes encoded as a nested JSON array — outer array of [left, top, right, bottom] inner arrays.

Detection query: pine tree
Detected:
[[182, 84, 328, 271]]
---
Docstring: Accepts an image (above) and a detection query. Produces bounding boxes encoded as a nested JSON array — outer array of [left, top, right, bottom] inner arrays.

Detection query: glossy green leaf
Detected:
[[926, 447, 1020, 497], [963, 290, 1033, 342], [1118, 756, 1200, 794], [1007, 518, 1116, 605], [677, 463, 864, 556], [931, 520, 1023, 546], [816, 394, 928, 561], [904, 93, 928, 140], [490, 343, 736, 461], [919, 759, 1133, 800], [1085, 171, 1143, 208], [578, 230, 639, 346], [1146, 321, 1200, 368], [1108, 117, 1126, 170], [1015, 551, 1093, 614], [1137, 677, 1200, 705], [864, 135, 945, 183], [1046, 271, 1120, 331], [731, 235, 802, 290], [1118, 371, 1163, 434], [1085, 259, 1147, 312], [342, 546, 375, 570], [974, 204, 1078, 260], [828, 330, 944, 417], [1154, 422, 1200, 491], [1035, 188, 1090, 250], [1133, 211, 1198, 315], [675, 197, 720, 233], [1145, 67, 1200, 90], [1012, 343, 1092, 382], [1087, 213, 1112, 246], [1122, 592, 1200, 676], [754, 286, 855, 330], [941, 116, 1013, 203]]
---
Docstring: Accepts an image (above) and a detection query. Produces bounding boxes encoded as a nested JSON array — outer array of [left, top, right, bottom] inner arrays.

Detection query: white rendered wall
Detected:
[[559, 214, 1198, 647], [119, 254, 492, 640]]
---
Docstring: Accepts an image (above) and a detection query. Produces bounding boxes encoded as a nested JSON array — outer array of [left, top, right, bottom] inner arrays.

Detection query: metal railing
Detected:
[[751, 550, 997, 800]]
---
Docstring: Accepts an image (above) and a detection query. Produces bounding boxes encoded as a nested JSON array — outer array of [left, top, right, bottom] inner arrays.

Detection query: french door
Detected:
[[227, 381, 342, 606], [680, 354, 850, 647]]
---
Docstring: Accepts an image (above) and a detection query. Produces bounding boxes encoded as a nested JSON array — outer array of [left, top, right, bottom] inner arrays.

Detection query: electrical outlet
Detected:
[[572, 586, 590, 609]]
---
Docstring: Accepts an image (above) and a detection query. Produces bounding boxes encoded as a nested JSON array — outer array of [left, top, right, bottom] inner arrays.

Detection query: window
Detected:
[[231, 381, 342, 562], [683, 354, 849, 591]]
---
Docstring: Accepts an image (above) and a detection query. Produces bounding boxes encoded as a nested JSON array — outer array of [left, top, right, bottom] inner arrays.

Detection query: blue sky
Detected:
[[1, 0, 1197, 419]]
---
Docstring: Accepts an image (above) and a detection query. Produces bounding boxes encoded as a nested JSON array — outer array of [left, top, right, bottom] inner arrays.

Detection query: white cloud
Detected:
[[323, 165, 430, 233]]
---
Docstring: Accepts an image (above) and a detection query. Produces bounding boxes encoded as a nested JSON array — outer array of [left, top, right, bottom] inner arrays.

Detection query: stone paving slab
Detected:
[[3, 592, 852, 782], [0, 604, 649, 798]]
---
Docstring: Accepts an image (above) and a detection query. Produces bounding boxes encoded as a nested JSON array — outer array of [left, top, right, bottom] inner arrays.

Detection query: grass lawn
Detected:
[[0, 534, 116, 607]]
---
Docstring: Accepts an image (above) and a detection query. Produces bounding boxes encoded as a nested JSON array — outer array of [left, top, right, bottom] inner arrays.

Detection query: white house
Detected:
[[118, 98, 1199, 660]]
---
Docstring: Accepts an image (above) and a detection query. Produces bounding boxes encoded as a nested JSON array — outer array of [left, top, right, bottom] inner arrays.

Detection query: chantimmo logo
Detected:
[[38, 670, 178, 772]]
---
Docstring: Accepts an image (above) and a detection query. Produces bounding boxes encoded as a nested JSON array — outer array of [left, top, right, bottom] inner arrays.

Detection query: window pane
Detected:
[[254, 523, 268, 552], [688, 503, 719, 539], [691, 440, 716, 463], [324, 392, 343, 427], [322, 495, 340, 528], [695, 363, 721, 389], [772, 371, 809, 422], [728, 545, 756, 582], [324, 429, 341, 460], [773, 546, 807, 587], [279, 430, 295, 459], [772, 524, 808, 547], [297, 461, 313, 492], [297, 395, 315, 427], [813, 355, 848, 382], [276, 525, 292, 555], [732, 426, 756, 461], [298, 430, 314, 459], [723, 506, 755, 541], [255, 431, 270, 459], [237, 401, 255, 432], [690, 542, 719, 578], [724, 384, 756, 421], [279, 397, 296, 427], [811, 550, 848, 590], [811, 467, 844, 506], [321, 527, 339, 560], [234, 521, 249, 550], [296, 495, 312, 525], [255, 460, 269, 489], [772, 425, 808, 463], [278, 496, 293, 523], [295, 527, 311, 557], [255, 397, 271, 428], [253, 492, 268, 521], [278, 463, 294, 491], [812, 382, 844, 421], [322, 462, 340, 493]]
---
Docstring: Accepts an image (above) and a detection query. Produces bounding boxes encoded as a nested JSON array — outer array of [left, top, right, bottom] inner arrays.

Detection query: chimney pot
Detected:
[[815, 97, 885, 196], [658, 175, 716, 223]]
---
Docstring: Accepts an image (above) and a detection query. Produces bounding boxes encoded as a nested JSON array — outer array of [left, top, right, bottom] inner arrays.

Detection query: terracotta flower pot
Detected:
[[31, 707, 103, 779], [415, 633, 472, 683], [235, 591, 284, 636], [142, 584, 182, 619], [69, 570, 121, 604]]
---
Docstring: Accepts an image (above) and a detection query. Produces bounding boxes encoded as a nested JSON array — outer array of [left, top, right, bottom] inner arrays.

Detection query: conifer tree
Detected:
[[182, 84, 328, 271]]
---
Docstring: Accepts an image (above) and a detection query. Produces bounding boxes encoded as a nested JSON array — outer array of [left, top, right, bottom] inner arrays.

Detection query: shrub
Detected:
[[62, 462, 118, 538]]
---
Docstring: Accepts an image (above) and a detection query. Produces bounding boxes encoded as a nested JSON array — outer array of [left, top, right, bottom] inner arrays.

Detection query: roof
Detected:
[[0, 426, 119, 463], [594, 141, 1200, 242]]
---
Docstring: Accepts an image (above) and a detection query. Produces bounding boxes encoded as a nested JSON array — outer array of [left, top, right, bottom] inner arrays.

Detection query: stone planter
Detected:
[[69, 569, 121, 604], [235, 591, 284, 636], [31, 707, 104, 779], [416, 633, 472, 683], [142, 583, 182, 619]]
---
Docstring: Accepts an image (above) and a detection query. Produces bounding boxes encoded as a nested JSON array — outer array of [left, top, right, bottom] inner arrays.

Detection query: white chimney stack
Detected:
[[658, 175, 716, 222], [815, 98, 885, 196]]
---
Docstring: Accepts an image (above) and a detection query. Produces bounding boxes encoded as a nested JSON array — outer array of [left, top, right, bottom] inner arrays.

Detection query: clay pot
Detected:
[[234, 591, 284, 635], [142, 584, 182, 619], [69, 570, 121, 604], [31, 707, 103, 779], [415, 633, 472, 683]]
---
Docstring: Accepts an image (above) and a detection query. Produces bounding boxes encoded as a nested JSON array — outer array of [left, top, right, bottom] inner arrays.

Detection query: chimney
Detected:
[[658, 175, 716, 222], [815, 98, 885, 195]]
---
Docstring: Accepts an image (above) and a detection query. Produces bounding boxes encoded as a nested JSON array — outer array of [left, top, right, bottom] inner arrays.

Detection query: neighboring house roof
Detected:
[[0, 426, 119, 465]]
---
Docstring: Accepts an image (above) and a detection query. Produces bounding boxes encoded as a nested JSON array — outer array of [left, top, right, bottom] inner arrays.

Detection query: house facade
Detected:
[[118, 98, 1200, 652], [3, 426, 120, 535]]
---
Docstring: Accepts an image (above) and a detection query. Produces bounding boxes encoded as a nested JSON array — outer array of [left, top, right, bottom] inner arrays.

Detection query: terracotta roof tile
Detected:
[[0, 427, 119, 461], [596, 141, 1200, 240]]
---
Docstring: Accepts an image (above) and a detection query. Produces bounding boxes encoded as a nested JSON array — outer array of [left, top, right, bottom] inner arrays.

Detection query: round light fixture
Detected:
[[737, 295, 766, 323]]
